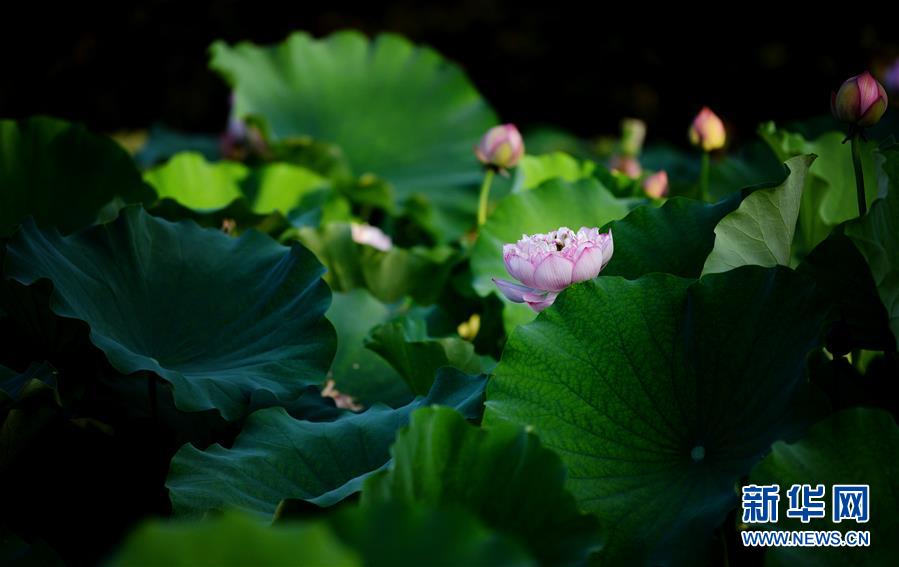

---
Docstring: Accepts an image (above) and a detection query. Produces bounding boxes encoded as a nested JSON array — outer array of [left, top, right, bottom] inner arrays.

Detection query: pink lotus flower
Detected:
[[832, 71, 888, 127], [609, 155, 643, 179], [351, 223, 393, 252], [643, 170, 669, 199], [493, 227, 614, 312], [688, 107, 726, 151], [475, 124, 525, 170]]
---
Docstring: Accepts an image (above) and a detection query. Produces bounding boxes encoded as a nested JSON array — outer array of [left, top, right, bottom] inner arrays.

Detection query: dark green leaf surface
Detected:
[[326, 290, 412, 407], [365, 316, 481, 395], [364, 407, 601, 564], [0, 116, 155, 236], [846, 145, 899, 350], [331, 503, 534, 567], [485, 267, 824, 563], [751, 409, 899, 566], [702, 155, 814, 274], [109, 512, 361, 567], [4, 207, 335, 421], [167, 369, 487, 518], [211, 31, 497, 240]]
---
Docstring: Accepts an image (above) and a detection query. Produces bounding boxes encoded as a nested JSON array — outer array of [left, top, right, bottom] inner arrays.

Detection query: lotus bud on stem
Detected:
[[831, 71, 889, 217], [475, 124, 524, 225]]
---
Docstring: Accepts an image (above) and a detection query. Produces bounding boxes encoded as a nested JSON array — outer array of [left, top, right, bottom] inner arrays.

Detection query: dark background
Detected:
[[3, 1, 897, 146]]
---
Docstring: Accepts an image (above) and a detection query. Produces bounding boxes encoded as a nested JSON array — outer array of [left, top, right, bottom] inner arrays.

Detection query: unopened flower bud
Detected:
[[351, 223, 393, 252], [688, 107, 726, 151], [620, 118, 647, 157], [831, 71, 889, 127], [642, 171, 669, 199], [475, 124, 524, 169], [609, 155, 642, 179]]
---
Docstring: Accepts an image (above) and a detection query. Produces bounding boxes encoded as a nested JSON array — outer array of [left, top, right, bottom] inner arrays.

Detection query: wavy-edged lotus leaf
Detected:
[[326, 290, 412, 408], [365, 314, 481, 395], [330, 502, 534, 567], [210, 31, 497, 240], [845, 144, 899, 350], [758, 122, 880, 253], [0, 116, 155, 236], [297, 223, 457, 304], [364, 407, 601, 564], [109, 511, 361, 567], [485, 267, 824, 563], [702, 155, 815, 274], [145, 151, 331, 215], [167, 368, 487, 518], [750, 408, 899, 566], [3, 206, 335, 421], [512, 152, 596, 192]]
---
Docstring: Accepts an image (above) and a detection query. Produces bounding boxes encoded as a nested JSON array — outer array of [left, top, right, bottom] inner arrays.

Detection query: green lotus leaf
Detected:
[[512, 152, 596, 192], [485, 266, 824, 563], [0, 116, 155, 237], [758, 122, 880, 254], [365, 314, 482, 395], [702, 155, 815, 274], [845, 144, 899, 350], [327, 289, 412, 408], [329, 502, 534, 567], [167, 368, 486, 518], [3, 206, 335, 421], [210, 31, 497, 240], [144, 151, 331, 215], [363, 407, 601, 564], [750, 408, 899, 565], [108, 512, 361, 567]]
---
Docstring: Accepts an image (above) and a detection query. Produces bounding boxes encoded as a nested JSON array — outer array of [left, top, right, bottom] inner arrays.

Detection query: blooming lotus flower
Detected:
[[322, 379, 363, 411], [351, 223, 393, 252], [832, 71, 888, 127], [493, 227, 613, 312], [688, 107, 726, 151], [643, 170, 669, 199], [475, 124, 525, 169]]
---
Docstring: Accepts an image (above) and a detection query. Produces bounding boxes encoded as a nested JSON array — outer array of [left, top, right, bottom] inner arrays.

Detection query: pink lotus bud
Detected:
[[493, 227, 613, 312], [351, 223, 393, 252], [609, 155, 643, 179], [620, 118, 647, 157], [475, 124, 525, 169], [688, 107, 726, 151], [831, 71, 888, 127], [642, 171, 669, 199]]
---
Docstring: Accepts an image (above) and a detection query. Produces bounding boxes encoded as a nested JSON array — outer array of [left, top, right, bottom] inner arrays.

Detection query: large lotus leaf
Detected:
[[484, 266, 824, 563], [758, 122, 880, 253], [365, 315, 481, 395], [109, 512, 360, 567], [326, 289, 412, 408], [363, 407, 601, 564], [845, 145, 899, 350], [702, 155, 814, 274], [511, 152, 596, 192], [0, 116, 155, 236], [3, 206, 335, 421], [167, 368, 487, 518], [329, 502, 534, 567], [145, 151, 331, 214], [750, 409, 899, 566], [210, 31, 497, 240]]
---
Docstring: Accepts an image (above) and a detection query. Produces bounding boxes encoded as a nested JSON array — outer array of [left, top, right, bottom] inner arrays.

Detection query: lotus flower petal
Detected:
[[534, 255, 575, 291]]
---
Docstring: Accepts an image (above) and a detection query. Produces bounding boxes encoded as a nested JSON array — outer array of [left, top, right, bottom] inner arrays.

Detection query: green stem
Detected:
[[850, 133, 867, 217], [477, 168, 496, 226], [699, 151, 710, 202]]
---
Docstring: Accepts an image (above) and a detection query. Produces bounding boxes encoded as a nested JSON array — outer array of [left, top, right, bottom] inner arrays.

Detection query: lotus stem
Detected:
[[477, 168, 496, 226], [699, 151, 711, 202], [850, 133, 867, 217]]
